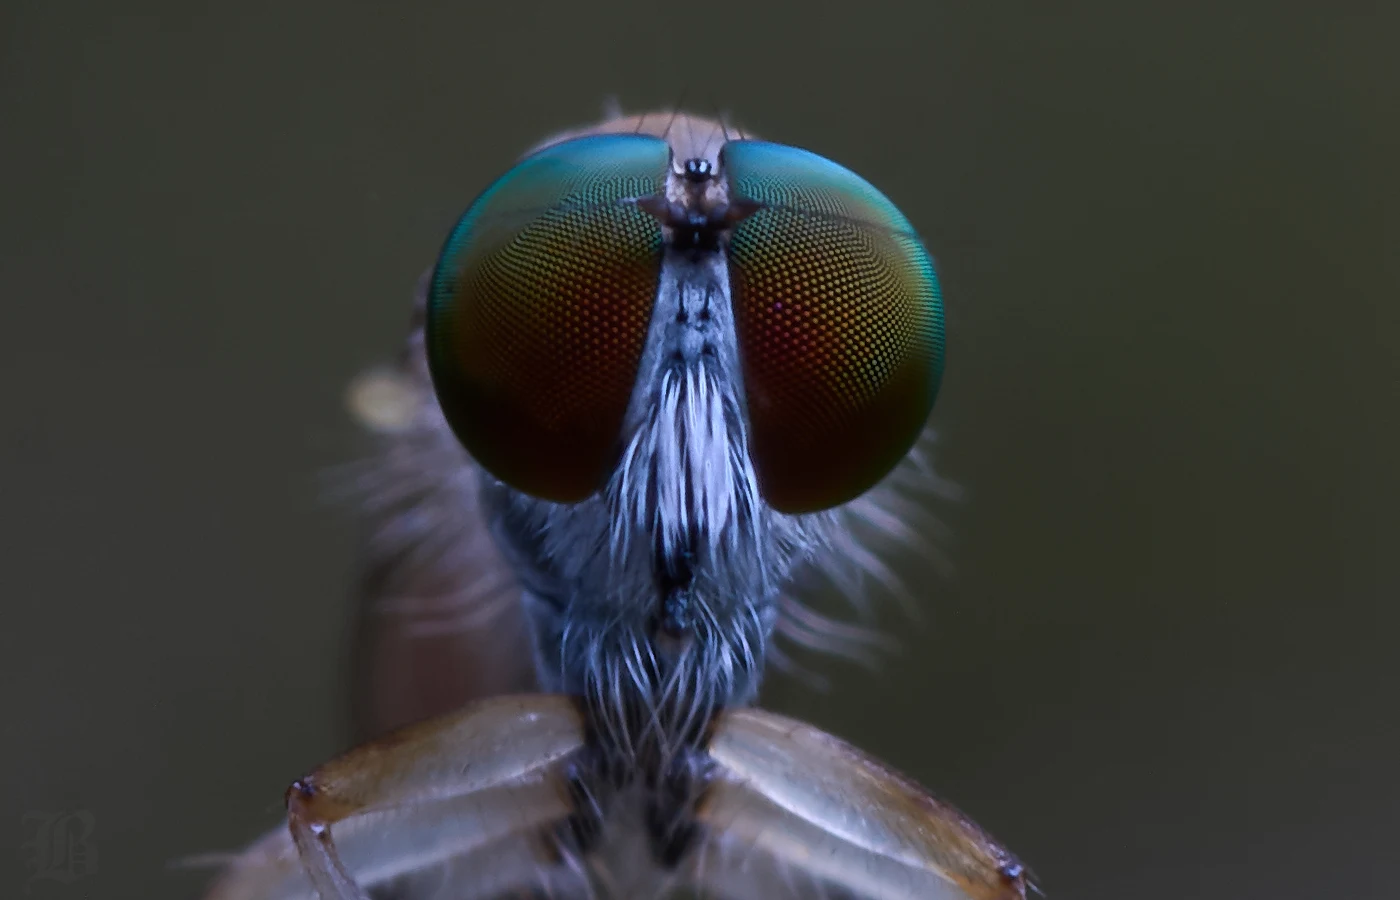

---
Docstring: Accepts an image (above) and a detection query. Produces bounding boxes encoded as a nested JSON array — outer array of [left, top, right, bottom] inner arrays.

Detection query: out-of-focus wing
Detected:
[[343, 272, 537, 740], [687, 708, 1032, 900]]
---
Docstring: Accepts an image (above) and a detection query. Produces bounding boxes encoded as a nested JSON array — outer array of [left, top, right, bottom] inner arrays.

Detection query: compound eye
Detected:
[[427, 135, 670, 502], [721, 141, 945, 514]]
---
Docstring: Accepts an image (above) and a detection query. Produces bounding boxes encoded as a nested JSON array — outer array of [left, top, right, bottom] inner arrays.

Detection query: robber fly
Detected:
[[202, 108, 1033, 900]]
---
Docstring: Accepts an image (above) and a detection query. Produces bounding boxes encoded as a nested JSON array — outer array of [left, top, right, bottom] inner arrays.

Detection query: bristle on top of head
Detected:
[[523, 108, 756, 173]]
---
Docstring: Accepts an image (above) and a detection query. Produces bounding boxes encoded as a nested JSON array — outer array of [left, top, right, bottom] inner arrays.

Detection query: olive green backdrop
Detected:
[[3, 2, 1396, 898]]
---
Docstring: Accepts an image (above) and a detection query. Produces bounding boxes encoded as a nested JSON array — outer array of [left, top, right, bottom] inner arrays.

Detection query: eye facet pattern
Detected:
[[722, 140, 945, 514], [427, 134, 670, 502]]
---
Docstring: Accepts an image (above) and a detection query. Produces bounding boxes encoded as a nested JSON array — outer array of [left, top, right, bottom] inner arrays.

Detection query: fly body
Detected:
[[202, 108, 1032, 900]]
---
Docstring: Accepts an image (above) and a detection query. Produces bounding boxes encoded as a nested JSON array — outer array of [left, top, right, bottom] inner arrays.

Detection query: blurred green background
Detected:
[[3, 2, 1396, 898]]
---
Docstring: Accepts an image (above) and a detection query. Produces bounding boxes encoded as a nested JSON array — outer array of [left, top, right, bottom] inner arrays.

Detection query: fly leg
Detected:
[[205, 696, 587, 900]]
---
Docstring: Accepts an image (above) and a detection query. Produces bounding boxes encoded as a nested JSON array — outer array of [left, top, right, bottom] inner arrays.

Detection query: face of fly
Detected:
[[358, 106, 946, 769]]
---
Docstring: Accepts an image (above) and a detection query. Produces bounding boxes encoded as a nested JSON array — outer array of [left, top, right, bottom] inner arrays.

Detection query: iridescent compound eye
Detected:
[[426, 135, 670, 502], [722, 141, 945, 514]]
